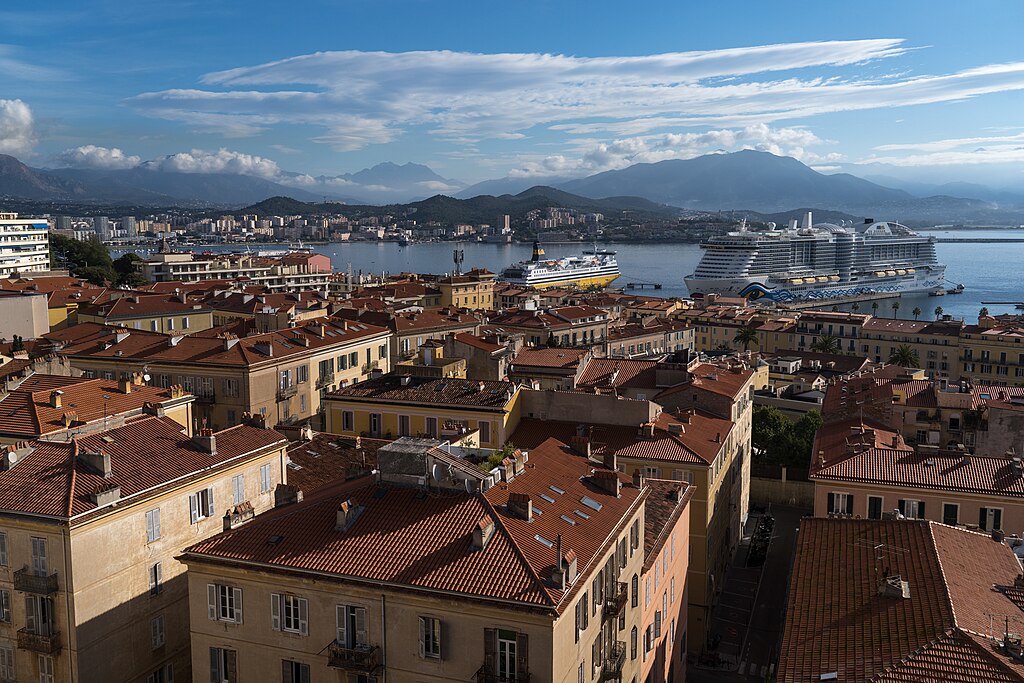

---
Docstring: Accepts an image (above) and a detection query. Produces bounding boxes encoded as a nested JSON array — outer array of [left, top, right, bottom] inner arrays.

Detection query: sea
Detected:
[[113, 227, 1024, 323]]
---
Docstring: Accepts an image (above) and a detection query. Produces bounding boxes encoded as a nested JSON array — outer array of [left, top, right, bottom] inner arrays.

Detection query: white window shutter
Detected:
[[355, 607, 367, 646], [271, 594, 281, 631], [233, 587, 243, 624], [207, 584, 217, 620], [154, 509, 161, 539], [418, 617, 425, 657], [298, 598, 308, 635], [190, 495, 199, 525], [146, 511, 154, 541], [207, 487, 216, 517], [336, 605, 346, 645]]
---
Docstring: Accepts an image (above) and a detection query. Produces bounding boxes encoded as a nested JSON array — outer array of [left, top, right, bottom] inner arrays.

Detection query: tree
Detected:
[[891, 300, 901, 319], [980, 307, 990, 318], [734, 326, 759, 351], [831, 305, 839, 312], [888, 344, 920, 368], [934, 306, 944, 319], [50, 233, 115, 283], [112, 253, 148, 287], [75, 265, 114, 286], [10, 335, 24, 352], [752, 405, 822, 468], [851, 302, 861, 313], [871, 301, 879, 315], [912, 307, 921, 320], [810, 333, 840, 354]]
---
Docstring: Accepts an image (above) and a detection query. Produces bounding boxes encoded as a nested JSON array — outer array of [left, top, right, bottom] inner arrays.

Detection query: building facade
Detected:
[[0, 214, 49, 278]]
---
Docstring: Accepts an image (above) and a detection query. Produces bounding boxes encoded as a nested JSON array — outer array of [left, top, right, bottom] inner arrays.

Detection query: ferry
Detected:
[[500, 241, 620, 290], [684, 213, 946, 304]]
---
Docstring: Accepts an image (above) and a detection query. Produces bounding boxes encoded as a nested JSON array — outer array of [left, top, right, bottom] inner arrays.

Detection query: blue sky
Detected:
[[3, 0, 1024, 189]]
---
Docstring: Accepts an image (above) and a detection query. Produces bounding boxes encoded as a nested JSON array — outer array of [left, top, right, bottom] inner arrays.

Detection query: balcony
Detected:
[[316, 374, 335, 389], [326, 642, 380, 673], [475, 666, 531, 683], [603, 582, 628, 617], [361, 360, 380, 374], [17, 628, 61, 654], [600, 641, 626, 681], [195, 391, 216, 404], [277, 384, 298, 401], [14, 568, 58, 594]]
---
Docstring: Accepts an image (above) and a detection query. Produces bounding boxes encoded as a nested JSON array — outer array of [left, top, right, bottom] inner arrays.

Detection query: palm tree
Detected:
[[810, 333, 840, 354], [980, 307, 990, 318], [934, 306, 944, 319], [891, 301, 901, 319], [851, 302, 861, 313], [734, 326, 759, 351], [888, 344, 920, 368], [871, 301, 879, 316], [912, 307, 921, 320]]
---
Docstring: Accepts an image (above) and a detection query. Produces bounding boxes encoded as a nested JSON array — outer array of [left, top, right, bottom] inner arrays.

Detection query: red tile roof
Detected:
[[512, 347, 589, 370], [642, 480, 693, 572], [78, 294, 210, 319], [327, 376, 517, 410], [285, 434, 389, 495], [778, 518, 1024, 682], [577, 359, 658, 390], [0, 416, 286, 520]]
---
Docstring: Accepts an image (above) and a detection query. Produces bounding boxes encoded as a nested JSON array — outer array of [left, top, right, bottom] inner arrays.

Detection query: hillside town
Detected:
[[4, 208, 1024, 683]]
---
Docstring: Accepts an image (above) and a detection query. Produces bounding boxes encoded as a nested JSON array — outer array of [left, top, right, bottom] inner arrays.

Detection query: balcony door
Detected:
[[497, 629, 518, 681], [31, 537, 47, 576], [25, 596, 54, 636]]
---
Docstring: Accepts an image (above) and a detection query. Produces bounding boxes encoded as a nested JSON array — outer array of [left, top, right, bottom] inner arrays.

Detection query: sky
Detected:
[[3, 0, 1024, 191]]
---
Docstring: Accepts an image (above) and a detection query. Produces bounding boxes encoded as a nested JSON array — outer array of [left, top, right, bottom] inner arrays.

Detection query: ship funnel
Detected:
[[531, 241, 545, 262], [803, 211, 813, 229]]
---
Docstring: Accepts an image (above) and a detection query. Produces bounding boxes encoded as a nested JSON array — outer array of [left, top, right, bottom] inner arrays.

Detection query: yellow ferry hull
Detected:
[[523, 273, 621, 290]]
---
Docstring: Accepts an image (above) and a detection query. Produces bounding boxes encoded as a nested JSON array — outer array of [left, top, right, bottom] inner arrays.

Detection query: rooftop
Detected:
[[327, 375, 518, 409]]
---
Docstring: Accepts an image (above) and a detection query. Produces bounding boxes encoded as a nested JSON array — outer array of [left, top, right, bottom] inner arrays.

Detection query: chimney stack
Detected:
[[192, 428, 216, 454], [335, 498, 362, 532], [118, 377, 132, 394], [507, 492, 533, 521], [592, 468, 621, 496], [80, 448, 113, 478], [472, 514, 495, 550], [49, 390, 63, 409]]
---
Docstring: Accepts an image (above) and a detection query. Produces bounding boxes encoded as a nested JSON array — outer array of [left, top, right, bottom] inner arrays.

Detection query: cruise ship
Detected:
[[684, 213, 946, 303], [500, 241, 620, 289]]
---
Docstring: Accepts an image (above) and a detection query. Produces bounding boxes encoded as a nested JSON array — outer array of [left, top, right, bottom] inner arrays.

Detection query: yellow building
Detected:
[[959, 317, 1024, 386], [77, 293, 215, 334], [181, 436, 651, 683], [0, 414, 288, 683], [437, 268, 496, 310], [323, 375, 521, 449]]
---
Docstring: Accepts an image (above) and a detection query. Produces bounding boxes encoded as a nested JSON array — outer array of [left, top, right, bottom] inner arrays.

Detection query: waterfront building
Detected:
[[0, 415, 287, 683], [488, 306, 610, 348], [437, 267, 497, 309], [959, 315, 1024, 387], [76, 293, 215, 333], [605, 319, 694, 358], [0, 214, 49, 278], [136, 251, 333, 292]]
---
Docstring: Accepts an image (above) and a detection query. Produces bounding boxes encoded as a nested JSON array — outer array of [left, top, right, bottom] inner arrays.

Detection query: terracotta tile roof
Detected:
[[577, 359, 658, 390], [78, 294, 210, 319], [488, 306, 607, 331], [642, 480, 693, 572], [202, 290, 328, 315], [653, 362, 753, 401], [512, 347, 588, 370], [0, 375, 182, 438], [0, 416, 286, 520], [0, 359, 32, 382], [778, 518, 1024, 683], [766, 349, 872, 375], [334, 308, 478, 334], [286, 434, 389, 495], [43, 318, 388, 368], [453, 332, 504, 353], [327, 375, 517, 410], [863, 317, 963, 336]]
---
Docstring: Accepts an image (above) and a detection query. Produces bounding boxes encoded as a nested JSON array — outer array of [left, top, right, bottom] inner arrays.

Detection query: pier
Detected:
[[625, 282, 662, 290], [935, 238, 1024, 243]]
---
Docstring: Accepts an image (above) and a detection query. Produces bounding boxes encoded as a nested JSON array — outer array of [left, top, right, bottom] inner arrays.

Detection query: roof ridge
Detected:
[[66, 438, 79, 518], [477, 491, 558, 608], [926, 521, 961, 634]]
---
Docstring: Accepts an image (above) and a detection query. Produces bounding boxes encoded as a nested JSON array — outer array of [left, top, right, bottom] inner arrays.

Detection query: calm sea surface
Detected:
[[116, 228, 1024, 323]]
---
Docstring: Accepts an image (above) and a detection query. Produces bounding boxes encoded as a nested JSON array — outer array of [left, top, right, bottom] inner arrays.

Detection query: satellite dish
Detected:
[[465, 478, 477, 493], [431, 463, 445, 482], [143, 374, 151, 382], [7, 453, 16, 465]]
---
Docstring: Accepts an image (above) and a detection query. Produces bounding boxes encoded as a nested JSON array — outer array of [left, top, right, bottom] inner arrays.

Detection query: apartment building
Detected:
[[0, 415, 288, 683], [437, 268, 496, 310], [77, 293, 214, 334], [509, 347, 591, 391], [778, 518, 1024, 682], [203, 290, 331, 330], [323, 376, 521, 449], [0, 373, 193, 444], [334, 307, 479, 362], [0, 290, 48, 340], [605, 320, 694, 359], [137, 251, 333, 292], [0, 214, 49, 278], [857, 317, 962, 378], [489, 306, 611, 348], [960, 318, 1024, 387], [42, 318, 391, 430], [444, 332, 520, 381], [180, 436, 650, 683], [0, 276, 106, 331]]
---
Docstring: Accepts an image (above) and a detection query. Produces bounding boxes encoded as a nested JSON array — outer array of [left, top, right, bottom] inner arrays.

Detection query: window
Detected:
[[0, 590, 9, 623], [167, 317, 174, 331], [260, 464, 272, 494], [182, 316, 190, 330], [671, 469, 693, 484], [867, 496, 883, 520], [30, 537, 47, 576], [419, 616, 441, 659], [630, 625, 638, 660], [642, 466, 659, 478], [591, 636, 603, 678], [39, 655, 54, 683], [670, 577, 675, 604], [827, 492, 854, 516], [151, 615, 165, 649], [281, 661, 309, 683], [342, 411, 354, 432], [336, 605, 368, 647], [943, 503, 959, 526], [223, 378, 239, 398], [349, 351, 358, 368], [149, 562, 163, 595], [147, 664, 173, 683], [209, 647, 237, 683], [898, 499, 924, 520], [25, 596, 54, 636], [338, 354, 349, 371], [190, 487, 215, 524], [479, 420, 491, 444], [271, 594, 308, 635], [399, 415, 411, 437], [0, 647, 12, 681], [644, 577, 650, 608], [575, 593, 589, 641], [369, 413, 382, 436], [102, 370, 115, 381], [297, 365, 309, 384], [426, 417, 438, 438], [146, 508, 161, 543], [207, 584, 243, 623], [631, 574, 638, 608], [279, 369, 293, 390], [232, 475, 245, 506], [496, 629, 520, 682], [0, 532, 8, 566], [980, 507, 1003, 531], [379, 344, 387, 359], [629, 519, 640, 556], [654, 609, 662, 638], [578, 662, 585, 683]]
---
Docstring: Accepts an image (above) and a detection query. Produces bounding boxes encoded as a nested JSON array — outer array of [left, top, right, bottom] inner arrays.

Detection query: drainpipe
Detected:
[[380, 594, 387, 681], [62, 526, 75, 683]]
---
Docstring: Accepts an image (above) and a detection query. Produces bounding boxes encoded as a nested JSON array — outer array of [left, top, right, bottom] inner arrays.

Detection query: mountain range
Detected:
[[3, 150, 1024, 223]]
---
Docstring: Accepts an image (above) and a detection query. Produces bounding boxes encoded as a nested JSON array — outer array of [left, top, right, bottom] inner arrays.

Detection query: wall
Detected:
[[520, 389, 659, 427], [750, 477, 815, 508], [0, 291, 48, 339]]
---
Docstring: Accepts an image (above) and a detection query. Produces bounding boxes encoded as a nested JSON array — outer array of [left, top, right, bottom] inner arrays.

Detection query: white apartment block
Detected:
[[0, 214, 49, 277]]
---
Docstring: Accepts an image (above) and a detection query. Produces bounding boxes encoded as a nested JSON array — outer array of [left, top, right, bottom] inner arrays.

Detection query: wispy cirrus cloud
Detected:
[[125, 39, 1024, 156], [864, 131, 1024, 166]]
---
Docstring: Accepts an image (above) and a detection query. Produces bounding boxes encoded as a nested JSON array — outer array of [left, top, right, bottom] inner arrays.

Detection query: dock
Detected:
[[625, 282, 662, 290]]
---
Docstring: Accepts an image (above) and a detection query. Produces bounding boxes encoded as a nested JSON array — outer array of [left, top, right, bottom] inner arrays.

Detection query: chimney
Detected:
[[632, 468, 644, 488], [2, 441, 34, 470], [551, 536, 578, 588], [223, 335, 239, 351], [61, 411, 77, 427], [472, 514, 495, 550], [602, 447, 617, 472], [80, 448, 113, 478], [90, 481, 121, 506], [335, 498, 363, 532], [192, 428, 216, 454], [49, 390, 63, 409], [507, 492, 533, 521], [118, 377, 132, 394], [592, 468, 621, 496]]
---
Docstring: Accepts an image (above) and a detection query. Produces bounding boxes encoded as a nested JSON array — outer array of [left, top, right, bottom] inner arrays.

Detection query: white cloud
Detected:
[[140, 148, 281, 178], [0, 99, 35, 155], [56, 145, 141, 169], [416, 180, 458, 192], [126, 41, 1024, 157], [864, 131, 1024, 166]]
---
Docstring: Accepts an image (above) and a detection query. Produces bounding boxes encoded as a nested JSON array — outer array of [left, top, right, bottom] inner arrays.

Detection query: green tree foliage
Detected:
[[934, 306, 943, 319], [810, 334, 840, 354], [752, 405, 822, 468], [888, 344, 920, 368], [50, 234, 115, 284], [733, 326, 759, 351], [912, 307, 921, 320], [112, 253, 149, 287]]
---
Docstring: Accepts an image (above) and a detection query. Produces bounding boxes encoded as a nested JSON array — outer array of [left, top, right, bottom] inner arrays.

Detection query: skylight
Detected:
[[574, 509, 591, 520], [549, 485, 566, 495], [560, 515, 577, 526], [540, 494, 556, 504], [580, 496, 603, 512], [535, 534, 553, 548]]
